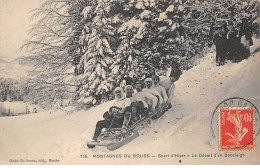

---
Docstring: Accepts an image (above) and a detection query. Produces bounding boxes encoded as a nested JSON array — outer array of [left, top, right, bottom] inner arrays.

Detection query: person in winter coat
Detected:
[[240, 18, 253, 59], [213, 27, 228, 66], [227, 24, 242, 62], [91, 87, 131, 142], [122, 72, 133, 87]]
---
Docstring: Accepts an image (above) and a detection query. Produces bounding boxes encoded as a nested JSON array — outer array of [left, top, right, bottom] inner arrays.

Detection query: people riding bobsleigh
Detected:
[[151, 75, 170, 110], [121, 85, 150, 131], [91, 64, 180, 142], [91, 87, 131, 142], [159, 65, 182, 109], [121, 81, 160, 130], [143, 78, 163, 110], [134, 81, 158, 115]]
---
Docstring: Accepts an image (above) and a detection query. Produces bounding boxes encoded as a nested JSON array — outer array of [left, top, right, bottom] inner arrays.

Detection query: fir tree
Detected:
[[77, 0, 116, 106]]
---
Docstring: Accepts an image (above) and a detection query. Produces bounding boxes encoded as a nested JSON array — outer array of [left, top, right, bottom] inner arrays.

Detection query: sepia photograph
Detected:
[[0, 0, 259, 165]]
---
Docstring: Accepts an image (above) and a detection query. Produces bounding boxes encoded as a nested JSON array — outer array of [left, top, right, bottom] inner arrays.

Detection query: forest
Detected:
[[0, 0, 258, 109]]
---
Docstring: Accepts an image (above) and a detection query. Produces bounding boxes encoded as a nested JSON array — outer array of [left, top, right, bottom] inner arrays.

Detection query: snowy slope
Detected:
[[0, 43, 259, 165]]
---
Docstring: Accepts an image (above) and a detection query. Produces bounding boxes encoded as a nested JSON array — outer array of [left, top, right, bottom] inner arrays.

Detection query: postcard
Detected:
[[0, 0, 259, 165]]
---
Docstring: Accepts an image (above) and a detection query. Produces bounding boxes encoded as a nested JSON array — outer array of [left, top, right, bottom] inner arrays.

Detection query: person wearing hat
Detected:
[[143, 78, 163, 109], [213, 26, 228, 66], [227, 23, 241, 62], [125, 85, 149, 115], [240, 18, 253, 59], [134, 81, 158, 114], [91, 87, 131, 142], [121, 85, 150, 130]]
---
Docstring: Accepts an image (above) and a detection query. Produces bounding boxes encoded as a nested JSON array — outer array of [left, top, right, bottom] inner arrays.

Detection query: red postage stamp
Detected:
[[219, 108, 254, 150]]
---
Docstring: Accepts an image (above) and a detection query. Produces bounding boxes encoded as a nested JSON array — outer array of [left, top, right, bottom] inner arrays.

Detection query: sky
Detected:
[[0, 0, 42, 61]]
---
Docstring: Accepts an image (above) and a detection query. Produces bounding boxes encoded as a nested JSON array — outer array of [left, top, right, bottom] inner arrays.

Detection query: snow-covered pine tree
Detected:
[[114, 10, 145, 82], [77, 0, 117, 107], [115, 0, 190, 74]]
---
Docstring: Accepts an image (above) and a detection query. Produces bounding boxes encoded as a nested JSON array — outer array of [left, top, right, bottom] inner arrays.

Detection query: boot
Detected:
[[143, 108, 149, 117], [122, 112, 131, 130], [92, 136, 99, 142], [131, 106, 139, 122]]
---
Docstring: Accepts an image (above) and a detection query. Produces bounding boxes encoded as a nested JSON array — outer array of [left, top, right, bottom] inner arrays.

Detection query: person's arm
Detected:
[[213, 34, 217, 45], [103, 111, 113, 120], [146, 89, 163, 104], [213, 34, 216, 44], [161, 86, 168, 103], [151, 89, 163, 105], [136, 97, 148, 108], [145, 92, 158, 109], [167, 83, 175, 104], [117, 98, 131, 114], [113, 98, 129, 113], [124, 98, 132, 107], [236, 31, 240, 38], [227, 31, 230, 39]]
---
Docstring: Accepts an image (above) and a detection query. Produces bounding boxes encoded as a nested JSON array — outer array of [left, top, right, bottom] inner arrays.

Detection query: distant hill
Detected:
[[0, 58, 31, 79]]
